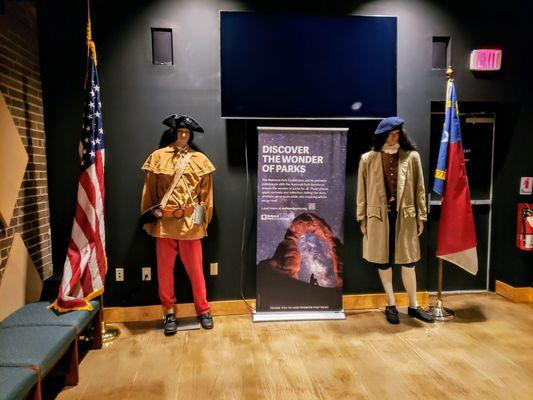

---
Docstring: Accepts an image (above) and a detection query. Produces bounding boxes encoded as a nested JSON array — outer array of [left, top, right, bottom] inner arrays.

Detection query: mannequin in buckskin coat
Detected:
[[141, 114, 215, 335]]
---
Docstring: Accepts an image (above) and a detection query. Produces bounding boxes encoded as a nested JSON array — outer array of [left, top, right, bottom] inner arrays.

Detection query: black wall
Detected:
[[39, 0, 533, 307]]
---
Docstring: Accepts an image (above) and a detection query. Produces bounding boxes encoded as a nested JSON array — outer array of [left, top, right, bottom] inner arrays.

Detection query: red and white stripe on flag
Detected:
[[51, 151, 107, 312]]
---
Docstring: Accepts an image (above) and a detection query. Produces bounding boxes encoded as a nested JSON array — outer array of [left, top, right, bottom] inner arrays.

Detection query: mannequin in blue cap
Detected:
[[356, 117, 434, 324]]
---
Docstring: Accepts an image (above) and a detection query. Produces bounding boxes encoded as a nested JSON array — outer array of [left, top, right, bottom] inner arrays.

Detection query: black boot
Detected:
[[199, 313, 214, 330], [408, 306, 435, 323], [163, 313, 178, 336], [385, 305, 400, 324]]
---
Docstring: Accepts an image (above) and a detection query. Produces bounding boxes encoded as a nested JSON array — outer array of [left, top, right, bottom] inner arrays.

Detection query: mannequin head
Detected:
[[175, 128, 191, 148], [159, 128, 196, 149], [373, 128, 417, 151], [385, 129, 400, 146], [160, 114, 202, 149]]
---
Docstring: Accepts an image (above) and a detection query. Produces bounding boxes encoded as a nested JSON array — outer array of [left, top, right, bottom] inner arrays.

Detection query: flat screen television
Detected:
[[220, 12, 397, 119]]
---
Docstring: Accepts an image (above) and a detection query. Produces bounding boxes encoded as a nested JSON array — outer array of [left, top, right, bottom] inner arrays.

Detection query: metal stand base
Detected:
[[428, 300, 455, 321], [252, 310, 345, 322], [102, 323, 120, 343]]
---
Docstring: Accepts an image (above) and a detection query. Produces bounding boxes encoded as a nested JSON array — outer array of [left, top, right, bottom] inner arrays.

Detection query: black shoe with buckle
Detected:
[[163, 313, 178, 336], [408, 306, 435, 323], [385, 305, 400, 324], [199, 313, 214, 330]]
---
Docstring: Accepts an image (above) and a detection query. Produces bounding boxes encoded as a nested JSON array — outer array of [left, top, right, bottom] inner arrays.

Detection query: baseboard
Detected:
[[342, 291, 429, 311], [495, 280, 533, 303], [104, 291, 429, 323], [105, 299, 256, 323]]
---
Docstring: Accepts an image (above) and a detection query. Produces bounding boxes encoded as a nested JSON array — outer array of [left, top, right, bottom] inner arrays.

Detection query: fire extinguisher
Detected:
[[517, 203, 533, 251]]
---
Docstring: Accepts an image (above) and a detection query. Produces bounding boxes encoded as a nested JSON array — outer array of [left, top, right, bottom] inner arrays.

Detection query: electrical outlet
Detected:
[[210, 262, 218, 276], [142, 266, 151, 281], [115, 268, 124, 282]]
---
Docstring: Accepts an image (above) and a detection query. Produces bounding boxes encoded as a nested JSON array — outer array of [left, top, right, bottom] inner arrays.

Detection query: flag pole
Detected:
[[85, 0, 119, 342], [428, 66, 456, 322]]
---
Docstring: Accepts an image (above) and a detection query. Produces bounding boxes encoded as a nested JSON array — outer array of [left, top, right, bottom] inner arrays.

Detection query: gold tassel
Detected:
[[86, 0, 97, 66]]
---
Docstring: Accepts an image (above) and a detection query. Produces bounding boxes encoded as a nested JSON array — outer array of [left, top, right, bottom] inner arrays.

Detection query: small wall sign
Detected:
[[520, 177, 533, 195]]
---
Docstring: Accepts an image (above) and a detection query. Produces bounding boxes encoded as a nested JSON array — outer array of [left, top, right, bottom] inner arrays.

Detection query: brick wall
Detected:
[[0, 0, 52, 283]]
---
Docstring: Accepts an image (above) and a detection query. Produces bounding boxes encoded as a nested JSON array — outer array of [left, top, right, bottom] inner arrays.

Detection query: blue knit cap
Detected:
[[375, 116, 404, 135]]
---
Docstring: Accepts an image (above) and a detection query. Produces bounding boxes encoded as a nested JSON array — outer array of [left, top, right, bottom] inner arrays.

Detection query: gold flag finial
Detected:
[[446, 66, 454, 80]]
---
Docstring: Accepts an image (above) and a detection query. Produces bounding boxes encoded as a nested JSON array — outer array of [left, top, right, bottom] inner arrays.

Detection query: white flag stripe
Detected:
[[86, 163, 106, 248], [89, 250, 104, 291], [61, 258, 74, 298], [61, 219, 88, 298], [71, 218, 90, 259], [62, 219, 93, 300], [77, 181, 97, 232], [438, 247, 478, 275]]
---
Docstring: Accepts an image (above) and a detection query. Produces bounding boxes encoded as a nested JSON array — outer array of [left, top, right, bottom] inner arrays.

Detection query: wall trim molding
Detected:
[[495, 280, 533, 303], [104, 291, 429, 322]]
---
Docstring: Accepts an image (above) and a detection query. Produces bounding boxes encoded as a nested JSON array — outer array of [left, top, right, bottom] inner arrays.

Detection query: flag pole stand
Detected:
[[99, 296, 120, 343], [428, 258, 455, 321], [102, 323, 120, 343], [428, 66, 456, 322]]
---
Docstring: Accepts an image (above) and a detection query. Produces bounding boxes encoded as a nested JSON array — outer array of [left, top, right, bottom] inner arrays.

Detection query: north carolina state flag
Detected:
[[432, 80, 478, 275]]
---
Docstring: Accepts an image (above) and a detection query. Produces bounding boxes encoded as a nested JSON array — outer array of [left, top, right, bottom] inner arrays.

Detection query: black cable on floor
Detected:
[[240, 120, 255, 311]]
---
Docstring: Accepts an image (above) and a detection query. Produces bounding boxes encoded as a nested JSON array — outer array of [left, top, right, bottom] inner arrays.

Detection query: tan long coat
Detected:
[[356, 149, 427, 264]]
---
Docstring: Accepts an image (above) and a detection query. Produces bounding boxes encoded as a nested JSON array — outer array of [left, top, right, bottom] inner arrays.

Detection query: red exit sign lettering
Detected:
[[470, 49, 502, 71]]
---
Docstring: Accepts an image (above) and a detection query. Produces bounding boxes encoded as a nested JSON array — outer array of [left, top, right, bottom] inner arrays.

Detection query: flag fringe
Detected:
[[49, 286, 104, 313]]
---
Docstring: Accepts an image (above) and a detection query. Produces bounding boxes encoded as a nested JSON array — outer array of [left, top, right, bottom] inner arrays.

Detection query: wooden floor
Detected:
[[56, 293, 533, 400]]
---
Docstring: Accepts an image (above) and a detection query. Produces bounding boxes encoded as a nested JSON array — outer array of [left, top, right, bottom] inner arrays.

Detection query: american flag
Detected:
[[51, 38, 107, 312]]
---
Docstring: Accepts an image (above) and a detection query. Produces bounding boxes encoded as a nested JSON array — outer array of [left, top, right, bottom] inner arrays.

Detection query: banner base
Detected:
[[252, 310, 345, 322]]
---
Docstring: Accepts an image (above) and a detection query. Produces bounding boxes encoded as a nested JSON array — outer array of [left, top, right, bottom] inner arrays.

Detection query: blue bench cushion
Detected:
[[0, 326, 75, 376], [0, 300, 100, 334], [0, 366, 37, 400]]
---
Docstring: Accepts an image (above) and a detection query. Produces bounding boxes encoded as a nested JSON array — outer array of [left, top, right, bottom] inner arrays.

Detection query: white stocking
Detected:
[[378, 268, 396, 306], [401, 266, 419, 308]]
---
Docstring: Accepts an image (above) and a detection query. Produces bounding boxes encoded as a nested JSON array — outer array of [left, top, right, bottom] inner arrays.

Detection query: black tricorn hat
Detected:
[[162, 114, 204, 133]]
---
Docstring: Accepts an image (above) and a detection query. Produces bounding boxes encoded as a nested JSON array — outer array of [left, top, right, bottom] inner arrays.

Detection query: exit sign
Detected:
[[470, 49, 502, 71]]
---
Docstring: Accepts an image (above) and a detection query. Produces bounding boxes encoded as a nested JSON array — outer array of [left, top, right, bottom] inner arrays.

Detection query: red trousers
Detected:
[[155, 238, 210, 315]]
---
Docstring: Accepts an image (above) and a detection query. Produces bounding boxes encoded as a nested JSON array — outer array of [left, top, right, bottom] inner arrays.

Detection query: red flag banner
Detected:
[[434, 80, 478, 275]]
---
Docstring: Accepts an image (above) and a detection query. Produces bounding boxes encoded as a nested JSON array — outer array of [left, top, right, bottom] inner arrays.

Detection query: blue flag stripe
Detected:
[[433, 81, 461, 196]]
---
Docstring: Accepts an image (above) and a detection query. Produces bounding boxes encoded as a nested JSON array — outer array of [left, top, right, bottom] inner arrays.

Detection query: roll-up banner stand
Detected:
[[254, 127, 348, 322]]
